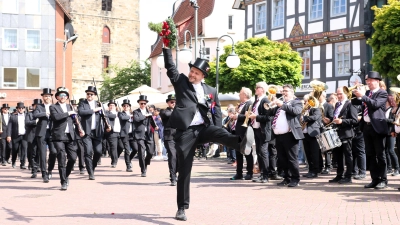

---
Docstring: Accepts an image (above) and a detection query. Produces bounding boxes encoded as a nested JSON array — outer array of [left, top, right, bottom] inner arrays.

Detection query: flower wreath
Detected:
[[148, 17, 178, 49]]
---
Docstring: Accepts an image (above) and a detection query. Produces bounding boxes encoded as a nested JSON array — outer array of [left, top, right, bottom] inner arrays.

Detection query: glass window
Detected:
[[335, 42, 351, 76], [25, 0, 41, 14], [2, 0, 18, 14], [3, 29, 18, 50], [26, 30, 41, 51], [331, 0, 346, 16], [228, 15, 233, 30], [102, 0, 112, 11], [3, 68, 18, 88], [103, 26, 110, 43], [255, 2, 266, 32], [298, 49, 310, 79], [103, 56, 109, 73], [272, 0, 284, 28], [310, 0, 323, 20], [26, 68, 40, 88]]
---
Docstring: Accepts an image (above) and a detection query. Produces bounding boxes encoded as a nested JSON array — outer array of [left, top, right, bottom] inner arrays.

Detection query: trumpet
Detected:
[[267, 85, 279, 101], [242, 104, 253, 127], [263, 96, 284, 110], [300, 96, 319, 130], [343, 84, 366, 99], [223, 117, 233, 128]]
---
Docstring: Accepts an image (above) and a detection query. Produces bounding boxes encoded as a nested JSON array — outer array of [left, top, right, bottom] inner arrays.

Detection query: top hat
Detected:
[[79, 98, 85, 103], [166, 94, 176, 103], [367, 71, 382, 81], [41, 88, 53, 96], [55, 87, 69, 97], [16, 102, 25, 108], [32, 99, 42, 106], [122, 99, 131, 106], [85, 86, 97, 95], [108, 99, 117, 106], [137, 95, 148, 103], [1, 103, 10, 109], [189, 58, 210, 78], [70, 100, 77, 105]]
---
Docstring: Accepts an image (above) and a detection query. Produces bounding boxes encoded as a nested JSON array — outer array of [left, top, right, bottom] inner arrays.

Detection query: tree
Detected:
[[100, 60, 151, 100], [205, 37, 303, 93], [368, 0, 400, 80]]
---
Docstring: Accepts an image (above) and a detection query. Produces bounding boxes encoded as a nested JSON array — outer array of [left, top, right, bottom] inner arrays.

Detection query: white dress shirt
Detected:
[[110, 111, 121, 133], [334, 100, 347, 119], [59, 103, 70, 133], [190, 83, 205, 126], [363, 87, 380, 123], [140, 108, 148, 132], [126, 111, 133, 133], [2, 113, 9, 126], [18, 113, 26, 135], [272, 101, 291, 135], [45, 103, 51, 129], [88, 100, 97, 130]]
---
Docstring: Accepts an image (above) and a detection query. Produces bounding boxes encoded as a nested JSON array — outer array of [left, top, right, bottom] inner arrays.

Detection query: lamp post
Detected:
[[190, 0, 199, 59], [179, 30, 193, 64], [215, 35, 240, 93], [57, 30, 78, 87]]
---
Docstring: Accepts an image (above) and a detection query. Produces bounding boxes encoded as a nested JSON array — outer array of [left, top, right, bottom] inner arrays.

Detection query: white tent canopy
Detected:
[[115, 85, 166, 109]]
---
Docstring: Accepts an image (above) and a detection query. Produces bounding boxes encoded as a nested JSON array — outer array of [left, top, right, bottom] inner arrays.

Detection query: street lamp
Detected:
[[190, 0, 199, 59], [179, 30, 193, 64], [215, 34, 240, 93]]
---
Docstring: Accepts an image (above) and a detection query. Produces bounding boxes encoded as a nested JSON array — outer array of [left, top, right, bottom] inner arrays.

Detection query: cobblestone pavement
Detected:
[[1, 156, 400, 225]]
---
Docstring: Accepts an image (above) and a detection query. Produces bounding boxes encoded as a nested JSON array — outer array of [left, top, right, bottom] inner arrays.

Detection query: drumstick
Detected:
[[324, 116, 343, 127]]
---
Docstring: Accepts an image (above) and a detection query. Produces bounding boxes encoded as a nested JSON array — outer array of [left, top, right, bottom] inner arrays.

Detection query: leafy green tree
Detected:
[[368, 0, 400, 79], [100, 60, 151, 100], [205, 37, 303, 93]]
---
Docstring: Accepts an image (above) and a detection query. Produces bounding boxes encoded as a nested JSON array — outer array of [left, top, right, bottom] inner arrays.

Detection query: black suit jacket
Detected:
[[33, 104, 53, 137], [333, 100, 358, 139], [133, 108, 153, 141], [119, 111, 133, 138], [1, 113, 11, 138], [24, 112, 37, 142], [160, 107, 176, 141], [235, 101, 253, 137], [268, 99, 304, 140], [7, 113, 26, 140], [78, 99, 103, 139], [50, 103, 76, 141], [303, 107, 322, 137], [163, 48, 222, 130], [254, 97, 273, 141], [323, 102, 334, 125], [105, 111, 123, 138], [352, 89, 388, 135]]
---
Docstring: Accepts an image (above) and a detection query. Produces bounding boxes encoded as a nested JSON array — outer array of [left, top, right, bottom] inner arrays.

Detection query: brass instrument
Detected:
[[263, 96, 284, 110], [310, 80, 328, 100], [300, 96, 319, 130], [343, 84, 367, 99], [223, 117, 233, 128], [267, 85, 279, 101], [242, 104, 253, 127]]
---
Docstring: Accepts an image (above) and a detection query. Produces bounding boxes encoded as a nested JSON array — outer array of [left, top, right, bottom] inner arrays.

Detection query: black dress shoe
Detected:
[[126, 167, 133, 172], [89, 175, 95, 180], [80, 169, 85, 175], [364, 181, 379, 188], [170, 181, 176, 186], [48, 171, 52, 180], [306, 173, 318, 178], [42, 175, 49, 183], [61, 183, 67, 191], [141, 172, 146, 177], [277, 180, 290, 186], [20, 165, 27, 169], [260, 176, 269, 183], [175, 209, 187, 221], [270, 174, 283, 180], [66, 178, 69, 186], [338, 177, 352, 184], [1, 162, 6, 166], [111, 164, 116, 168], [12, 163, 16, 168], [321, 169, 330, 174], [302, 172, 311, 177], [230, 174, 244, 180], [353, 174, 366, 180], [252, 175, 262, 182], [328, 176, 342, 183], [288, 181, 299, 187], [374, 181, 387, 189], [31, 173, 37, 178]]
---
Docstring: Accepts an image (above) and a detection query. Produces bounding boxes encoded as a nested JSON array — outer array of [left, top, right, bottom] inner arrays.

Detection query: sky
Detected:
[[140, 0, 179, 61]]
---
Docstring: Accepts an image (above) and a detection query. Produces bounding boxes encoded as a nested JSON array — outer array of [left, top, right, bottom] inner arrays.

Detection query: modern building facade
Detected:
[[235, 0, 387, 95], [0, 0, 73, 107]]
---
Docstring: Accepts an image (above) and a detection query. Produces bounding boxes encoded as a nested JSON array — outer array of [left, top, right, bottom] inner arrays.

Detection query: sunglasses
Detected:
[[139, 103, 147, 105], [87, 93, 95, 96], [169, 101, 176, 104], [59, 94, 67, 97]]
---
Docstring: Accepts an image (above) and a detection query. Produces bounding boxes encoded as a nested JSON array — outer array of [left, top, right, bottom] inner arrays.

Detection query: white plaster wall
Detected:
[[330, 17, 347, 30], [308, 21, 323, 34], [271, 28, 284, 40]]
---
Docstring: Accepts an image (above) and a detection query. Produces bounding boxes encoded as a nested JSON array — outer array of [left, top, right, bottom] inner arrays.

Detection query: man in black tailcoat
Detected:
[[162, 47, 252, 221], [7, 102, 28, 169], [0, 104, 12, 166], [25, 99, 41, 178]]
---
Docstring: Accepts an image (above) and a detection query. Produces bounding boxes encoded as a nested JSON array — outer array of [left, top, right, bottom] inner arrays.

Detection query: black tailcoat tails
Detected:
[[163, 48, 240, 210]]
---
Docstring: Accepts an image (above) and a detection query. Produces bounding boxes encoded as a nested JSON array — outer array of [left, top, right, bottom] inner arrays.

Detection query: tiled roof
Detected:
[[148, 0, 215, 59]]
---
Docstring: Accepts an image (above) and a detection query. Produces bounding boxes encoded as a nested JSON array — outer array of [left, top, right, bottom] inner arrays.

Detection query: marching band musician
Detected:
[[49, 87, 78, 190], [319, 91, 334, 174], [33, 88, 56, 182], [160, 94, 178, 186], [26, 99, 41, 178], [78, 86, 105, 180], [248, 82, 277, 183], [229, 87, 254, 181], [105, 100, 125, 168], [7, 102, 27, 170], [72, 99, 86, 174], [224, 106, 237, 165], [301, 95, 323, 179], [133, 95, 155, 177], [0, 103, 12, 166], [328, 87, 357, 184], [352, 71, 389, 189], [385, 95, 400, 176], [119, 99, 138, 172], [267, 84, 304, 187]]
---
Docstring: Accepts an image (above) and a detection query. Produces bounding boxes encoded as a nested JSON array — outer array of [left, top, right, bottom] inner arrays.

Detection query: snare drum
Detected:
[[316, 129, 342, 152]]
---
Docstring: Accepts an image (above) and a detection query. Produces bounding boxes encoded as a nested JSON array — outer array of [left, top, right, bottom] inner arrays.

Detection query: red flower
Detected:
[[209, 93, 213, 99]]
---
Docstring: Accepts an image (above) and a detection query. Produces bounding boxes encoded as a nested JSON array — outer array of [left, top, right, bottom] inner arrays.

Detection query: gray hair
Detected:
[[241, 87, 252, 99], [227, 107, 236, 113], [282, 84, 294, 92], [255, 81, 268, 93]]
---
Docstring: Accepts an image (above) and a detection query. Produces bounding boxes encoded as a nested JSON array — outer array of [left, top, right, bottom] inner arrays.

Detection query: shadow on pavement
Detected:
[[2, 207, 33, 223]]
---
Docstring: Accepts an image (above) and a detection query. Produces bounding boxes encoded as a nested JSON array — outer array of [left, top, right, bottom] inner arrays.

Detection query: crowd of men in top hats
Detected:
[[0, 85, 179, 191]]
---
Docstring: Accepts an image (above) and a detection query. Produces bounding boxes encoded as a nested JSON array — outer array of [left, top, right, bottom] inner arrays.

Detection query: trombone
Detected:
[[242, 104, 253, 127], [264, 96, 284, 110]]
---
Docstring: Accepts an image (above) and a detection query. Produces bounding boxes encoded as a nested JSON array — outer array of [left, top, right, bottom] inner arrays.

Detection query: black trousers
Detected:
[[1, 138, 12, 163], [235, 149, 253, 176], [165, 139, 178, 182], [364, 124, 387, 182], [275, 132, 300, 183], [27, 139, 38, 172], [107, 135, 124, 165], [268, 141, 277, 175], [352, 132, 366, 175], [333, 138, 353, 178], [11, 135, 27, 166], [76, 139, 85, 170], [303, 133, 320, 174], [36, 129, 56, 173], [175, 124, 239, 210], [53, 134, 77, 185], [82, 130, 102, 176], [136, 139, 154, 173], [253, 128, 269, 176], [121, 135, 138, 167]]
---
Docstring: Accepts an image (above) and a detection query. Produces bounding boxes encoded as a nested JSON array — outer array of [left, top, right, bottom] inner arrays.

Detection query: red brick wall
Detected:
[[0, 89, 56, 108]]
